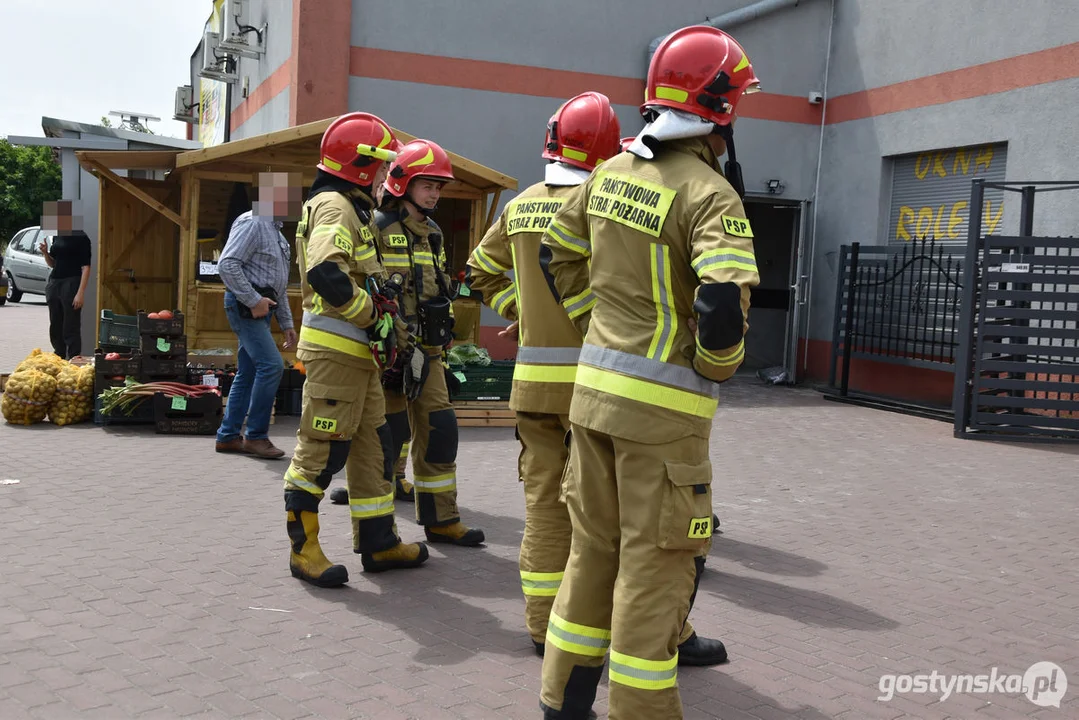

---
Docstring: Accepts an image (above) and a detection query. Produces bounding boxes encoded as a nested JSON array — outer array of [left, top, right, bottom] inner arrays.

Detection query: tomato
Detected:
[[158, 310, 173, 320], [105, 352, 121, 360], [147, 312, 160, 320]]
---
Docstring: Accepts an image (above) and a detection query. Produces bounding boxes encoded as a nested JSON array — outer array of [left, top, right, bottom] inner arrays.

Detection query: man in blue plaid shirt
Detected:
[[214, 172, 302, 459]]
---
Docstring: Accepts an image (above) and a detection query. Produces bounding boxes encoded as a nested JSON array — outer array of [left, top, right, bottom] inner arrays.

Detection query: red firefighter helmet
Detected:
[[317, 112, 399, 186], [644, 26, 761, 127], [542, 92, 621, 172], [383, 139, 456, 198]]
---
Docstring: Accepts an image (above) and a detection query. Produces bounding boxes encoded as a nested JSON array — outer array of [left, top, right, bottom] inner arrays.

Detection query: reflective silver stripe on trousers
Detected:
[[516, 347, 581, 365], [609, 659, 677, 684], [302, 310, 370, 344], [579, 344, 720, 398], [546, 623, 611, 651]]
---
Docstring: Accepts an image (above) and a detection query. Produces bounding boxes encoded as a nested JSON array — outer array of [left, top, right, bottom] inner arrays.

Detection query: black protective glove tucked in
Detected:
[[402, 347, 431, 402], [445, 365, 461, 399]]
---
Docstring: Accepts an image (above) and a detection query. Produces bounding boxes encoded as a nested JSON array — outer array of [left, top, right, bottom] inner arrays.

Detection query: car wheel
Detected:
[[6, 273, 22, 303]]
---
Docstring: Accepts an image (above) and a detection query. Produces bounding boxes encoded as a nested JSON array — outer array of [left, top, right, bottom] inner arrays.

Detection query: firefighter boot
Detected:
[[677, 632, 729, 666], [396, 474, 415, 502], [424, 521, 486, 547], [360, 540, 430, 573], [287, 508, 349, 588], [329, 487, 348, 505]]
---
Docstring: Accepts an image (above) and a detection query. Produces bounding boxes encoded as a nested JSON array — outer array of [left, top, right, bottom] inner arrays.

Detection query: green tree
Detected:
[[0, 140, 63, 253]]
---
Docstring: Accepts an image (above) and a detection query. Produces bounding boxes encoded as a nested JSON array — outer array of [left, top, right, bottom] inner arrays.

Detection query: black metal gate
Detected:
[[826, 238, 965, 418], [953, 179, 1079, 441]]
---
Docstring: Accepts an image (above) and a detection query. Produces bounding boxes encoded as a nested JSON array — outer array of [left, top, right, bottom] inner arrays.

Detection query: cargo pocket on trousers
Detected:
[[657, 460, 714, 550], [301, 381, 361, 442]]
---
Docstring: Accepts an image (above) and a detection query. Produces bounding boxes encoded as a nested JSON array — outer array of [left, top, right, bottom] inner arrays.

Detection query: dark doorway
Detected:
[[742, 198, 804, 378]]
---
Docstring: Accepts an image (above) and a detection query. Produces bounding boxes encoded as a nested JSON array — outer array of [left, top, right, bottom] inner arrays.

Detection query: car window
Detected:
[[9, 229, 32, 253], [23, 230, 44, 254]]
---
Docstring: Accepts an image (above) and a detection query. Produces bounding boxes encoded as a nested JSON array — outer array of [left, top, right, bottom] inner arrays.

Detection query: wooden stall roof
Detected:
[[76, 117, 516, 193]]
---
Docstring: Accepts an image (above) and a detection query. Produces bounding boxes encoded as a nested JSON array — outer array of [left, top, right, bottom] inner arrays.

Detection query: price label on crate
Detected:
[[201, 374, 219, 387], [171, 396, 187, 411], [1001, 262, 1031, 273], [453, 371, 467, 383], [157, 338, 171, 352]]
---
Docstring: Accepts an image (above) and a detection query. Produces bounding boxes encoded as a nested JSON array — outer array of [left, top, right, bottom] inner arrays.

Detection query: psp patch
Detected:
[[333, 234, 353, 254], [721, 215, 753, 238], [312, 416, 338, 433], [687, 516, 713, 540], [386, 233, 408, 248]]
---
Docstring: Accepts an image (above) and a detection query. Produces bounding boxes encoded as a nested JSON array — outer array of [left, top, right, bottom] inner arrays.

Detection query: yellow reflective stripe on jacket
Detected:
[[546, 612, 611, 657], [413, 472, 456, 493], [300, 327, 373, 359], [398, 441, 410, 459], [520, 570, 563, 597], [413, 250, 436, 265], [608, 650, 678, 691], [312, 294, 325, 316], [491, 284, 517, 318], [577, 344, 719, 418], [697, 337, 745, 368], [646, 243, 677, 362], [338, 291, 369, 320], [349, 492, 395, 519], [547, 222, 591, 256], [513, 363, 578, 383], [562, 289, 596, 320], [354, 244, 377, 263], [284, 467, 324, 498], [383, 254, 411, 268], [691, 247, 757, 278], [471, 247, 511, 274]]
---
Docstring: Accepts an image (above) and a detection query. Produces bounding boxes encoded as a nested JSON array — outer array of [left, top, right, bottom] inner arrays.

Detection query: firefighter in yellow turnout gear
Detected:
[[468, 93, 726, 668], [283, 113, 429, 585], [374, 139, 485, 546], [537, 27, 762, 720]]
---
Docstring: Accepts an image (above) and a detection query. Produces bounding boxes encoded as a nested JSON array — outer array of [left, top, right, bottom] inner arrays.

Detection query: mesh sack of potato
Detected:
[[2, 369, 58, 425], [48, 363, 94, 426], [14, 348, 68, 378]]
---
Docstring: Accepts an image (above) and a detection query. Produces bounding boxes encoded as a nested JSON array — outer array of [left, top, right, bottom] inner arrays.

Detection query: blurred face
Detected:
[[256, 172, 303, 220], [41, 200, 82, 235], [373, 162, 390, 203], [409, 178, 444, 210]]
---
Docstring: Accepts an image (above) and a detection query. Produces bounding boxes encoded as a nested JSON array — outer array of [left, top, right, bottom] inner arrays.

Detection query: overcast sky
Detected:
[[0, 1, 213, 141]]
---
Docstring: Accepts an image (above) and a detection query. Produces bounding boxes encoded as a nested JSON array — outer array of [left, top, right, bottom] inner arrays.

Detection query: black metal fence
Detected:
[[828, 238, 965, 399], [953, 179, 1079, 441]]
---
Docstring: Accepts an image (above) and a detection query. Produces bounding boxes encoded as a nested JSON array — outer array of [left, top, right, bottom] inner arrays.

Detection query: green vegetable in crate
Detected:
[[47, 363, 95, 426], [97, 378, 221, 417], [2, 369, 58, 425], [446, 343, 491, 367]]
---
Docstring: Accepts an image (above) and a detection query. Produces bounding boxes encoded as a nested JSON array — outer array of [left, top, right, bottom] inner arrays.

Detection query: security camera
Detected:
[[808, 92, 824, 105]]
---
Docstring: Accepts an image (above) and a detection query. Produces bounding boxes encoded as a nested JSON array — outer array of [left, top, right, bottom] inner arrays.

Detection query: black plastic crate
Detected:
[[99, 310, 140, 352], [137, 310, 185, 337], [275, 387, 304, 416], [140, 334, 188, 359], [93, 394, 155, 426], [187, 367, 235, 396], [279, 367, 307, 390], [153, 392, 223, 435], [94, 348, 141, 378], [139, 357, 187, 380]]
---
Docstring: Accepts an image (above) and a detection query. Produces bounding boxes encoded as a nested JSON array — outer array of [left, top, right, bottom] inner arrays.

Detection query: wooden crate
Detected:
[[454, 400, 515, 427]]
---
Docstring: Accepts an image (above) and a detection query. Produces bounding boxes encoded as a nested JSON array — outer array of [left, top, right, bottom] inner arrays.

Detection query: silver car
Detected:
[[4, 226, 53, 303]]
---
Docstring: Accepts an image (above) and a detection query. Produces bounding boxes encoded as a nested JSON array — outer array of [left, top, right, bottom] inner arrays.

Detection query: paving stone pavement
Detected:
[[1, 301, 1077, 719]]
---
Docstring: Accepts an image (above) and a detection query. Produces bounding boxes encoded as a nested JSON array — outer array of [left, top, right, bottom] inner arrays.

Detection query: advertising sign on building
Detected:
[[888, 143, 1008, 244], [199, 0, 228, 148]]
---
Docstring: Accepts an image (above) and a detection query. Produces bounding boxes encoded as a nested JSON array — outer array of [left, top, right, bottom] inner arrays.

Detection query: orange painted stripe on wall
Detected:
[[826, 41, 1079, 124], [230, 63, 290, 132], [348, 46, 822, 125]]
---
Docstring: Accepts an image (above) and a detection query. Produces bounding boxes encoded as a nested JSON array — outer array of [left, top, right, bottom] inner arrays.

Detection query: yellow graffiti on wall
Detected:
[[914, 146, 995, 180], [896, 200, 1004, 241]]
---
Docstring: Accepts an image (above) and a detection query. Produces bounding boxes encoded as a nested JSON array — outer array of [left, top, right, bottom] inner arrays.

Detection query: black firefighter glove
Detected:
[[402, 346, 431, 402]]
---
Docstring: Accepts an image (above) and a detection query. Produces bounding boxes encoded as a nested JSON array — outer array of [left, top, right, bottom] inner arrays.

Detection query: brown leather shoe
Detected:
[[215, 438, 246, 454], [243, 438, 286, 459]]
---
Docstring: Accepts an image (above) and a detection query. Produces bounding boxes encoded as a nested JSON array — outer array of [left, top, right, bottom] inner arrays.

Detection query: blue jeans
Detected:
[[216, 291, 285, 442]]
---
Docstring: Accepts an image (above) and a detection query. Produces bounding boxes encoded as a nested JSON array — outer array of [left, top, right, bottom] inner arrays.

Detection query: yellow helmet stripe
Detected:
[[407, 147, 435, 167]]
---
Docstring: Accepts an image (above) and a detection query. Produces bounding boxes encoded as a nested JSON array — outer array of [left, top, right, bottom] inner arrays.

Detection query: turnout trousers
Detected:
[[384, 352, 461, 527], [516, 411, 700, 647], [283, 356, 401, 553], [540, 424, 713, 719]]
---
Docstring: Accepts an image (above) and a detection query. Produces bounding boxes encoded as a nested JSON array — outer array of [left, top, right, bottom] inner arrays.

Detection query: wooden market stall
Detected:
[[75, 117, 517, 357]]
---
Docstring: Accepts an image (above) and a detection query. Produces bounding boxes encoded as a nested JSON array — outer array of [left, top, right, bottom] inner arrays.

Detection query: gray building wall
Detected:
[[229, 0, 292, 140]]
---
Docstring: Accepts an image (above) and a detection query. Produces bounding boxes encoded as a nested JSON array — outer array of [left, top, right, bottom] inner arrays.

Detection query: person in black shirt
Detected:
[[40, 200, 92, 359]]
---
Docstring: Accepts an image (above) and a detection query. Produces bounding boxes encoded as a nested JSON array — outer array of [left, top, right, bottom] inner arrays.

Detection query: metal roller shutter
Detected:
[[887, 142, 1008, 244]]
